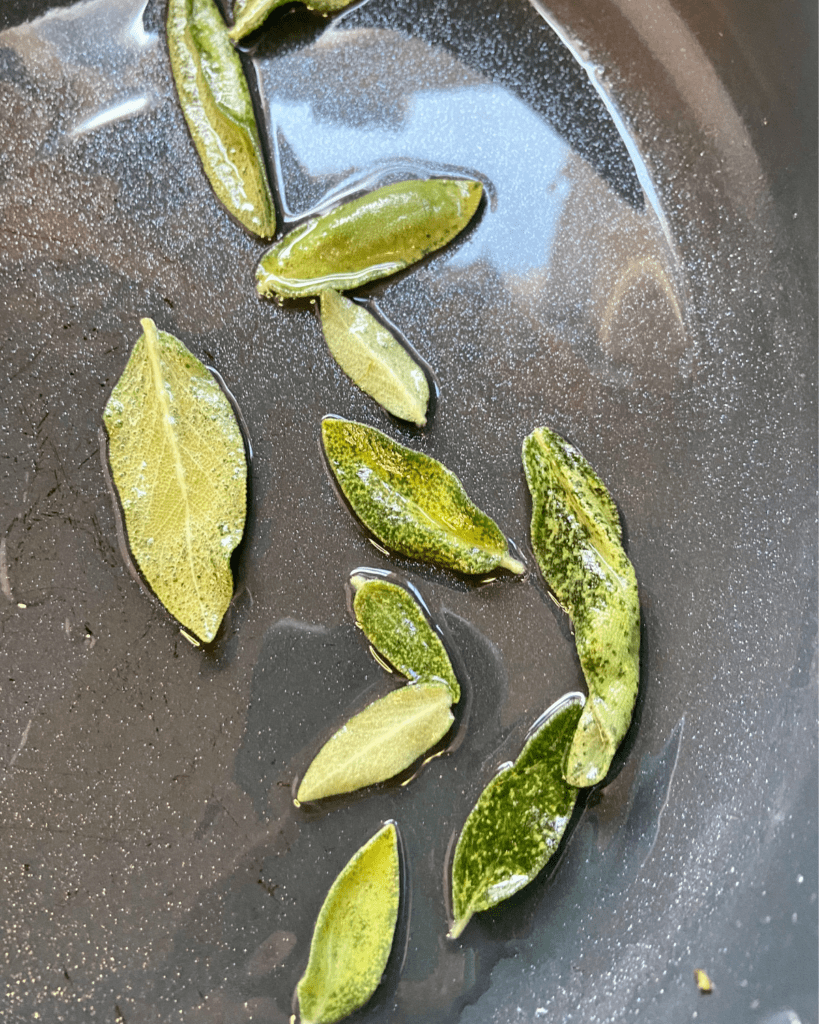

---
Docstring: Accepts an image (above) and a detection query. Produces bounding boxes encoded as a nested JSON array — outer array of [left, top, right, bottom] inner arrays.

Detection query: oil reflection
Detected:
[[263, 28, 573, 277], [260, 22, 692, 382], [5, 0, 158, 139]]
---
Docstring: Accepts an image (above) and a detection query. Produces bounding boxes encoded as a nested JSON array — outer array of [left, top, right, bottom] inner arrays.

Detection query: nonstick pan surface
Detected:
[[0, 1, 815, 1022]]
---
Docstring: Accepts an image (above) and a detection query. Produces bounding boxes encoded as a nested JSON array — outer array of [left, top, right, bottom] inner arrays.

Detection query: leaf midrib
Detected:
[[143, 318, 207, 627], [461, 764, 548, 911], [536, 436, 624, 582], [375, 467, 491, 553], [306, 685, 451, 792], [326, 296, 423, 418]]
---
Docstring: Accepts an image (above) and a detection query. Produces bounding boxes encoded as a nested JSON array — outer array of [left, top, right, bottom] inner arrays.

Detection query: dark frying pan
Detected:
[[0, 1, 815, 1022]]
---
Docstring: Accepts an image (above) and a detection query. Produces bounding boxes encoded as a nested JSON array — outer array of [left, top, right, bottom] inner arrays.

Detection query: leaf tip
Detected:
[[563, 744, 606, 788], [257, 217, 277, 242], [320, 415, 344, 446], [295, 779, 313, 804], [254, 262, 275, 298], [379, 820, 398, 845]]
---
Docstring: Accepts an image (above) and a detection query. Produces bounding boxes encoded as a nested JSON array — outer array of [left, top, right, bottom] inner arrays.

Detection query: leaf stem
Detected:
[[448, 913, 471, 940], [499, 553, 525, 575]]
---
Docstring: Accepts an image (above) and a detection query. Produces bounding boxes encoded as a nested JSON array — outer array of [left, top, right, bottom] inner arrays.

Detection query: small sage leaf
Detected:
[[103, 318, 246, 643], [320, 290, 429, 427], [322, 417, 524, 576], [522, 426, 640, 787], [297, 681, 454, 802], [350, 575, 459, 701], [449, 693, 584, 939], [230, 0, 354, 42], [256, 178, 482, 299], [168, 0, 276, 238], [297, 822, 400, 1024]]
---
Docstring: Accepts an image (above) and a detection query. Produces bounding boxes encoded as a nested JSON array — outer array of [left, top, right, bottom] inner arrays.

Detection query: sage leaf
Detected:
[[230, 0, 355, 42], [297, 822, 400, 1024], [168, 0, 276, 238], [350, 575, 459, 701], [522, 426, 640, 787], [297, 681, 454, 802], [322, 417, 524, 576], [320, 290, 430, 427], [256, 178, 482, 300], [449, 693, 584, 939], [103, 318, 247, 643]]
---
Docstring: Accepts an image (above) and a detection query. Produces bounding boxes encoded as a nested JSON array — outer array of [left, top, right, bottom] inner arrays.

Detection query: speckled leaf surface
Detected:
[[350, 575, 459, 701], [297, 680, 454, 802], [255, 178, 482, 299], [523, 426, 640, 787], [449, 694, 584, 938], [297, 822, 400, 1024], [168, 0, 276, 237], [319, 290, 429, 427], [103, 318, 246, 643], [322, 417, 524, 575], [229, 0, 355, 41]]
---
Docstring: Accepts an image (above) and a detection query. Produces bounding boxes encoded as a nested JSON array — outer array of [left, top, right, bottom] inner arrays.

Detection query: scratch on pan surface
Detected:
[[0, 538, 12, 600], [9, 720, 33, 767]]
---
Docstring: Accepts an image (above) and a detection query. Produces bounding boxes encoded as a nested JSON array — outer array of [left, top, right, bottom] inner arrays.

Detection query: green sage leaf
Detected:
[[449, 693, 584, 939], [322, 417, 524, 576], [256, 178, 482, 299], [320, 289, 430, 427], [350, 575, 459, 701], [297, 680, 454, 802], [522, 426, 640, 787], [230, 0, 354, 42], [297, 822, 400, 1024], [103, 318, 247, 643], [168, 0, 276, 238]]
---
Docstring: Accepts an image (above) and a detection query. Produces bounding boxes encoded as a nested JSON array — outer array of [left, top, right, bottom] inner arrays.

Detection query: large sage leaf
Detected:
[[297, 680, 454, 802], [322, 417, 524, 576], [449, 693, 584, 939], [103, 318, 246, 643], [320, 289, 430, 427], [256, 178, 482, 299], [230, 0, 355, 42], [523, 426, 640, 787], [297, 822, 400, 1024], [350, 575, 459, 701], [168, 0, 276, 238]]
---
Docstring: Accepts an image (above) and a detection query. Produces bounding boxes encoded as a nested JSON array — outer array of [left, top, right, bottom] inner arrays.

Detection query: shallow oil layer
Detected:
[[0, 0, 815, 1023]]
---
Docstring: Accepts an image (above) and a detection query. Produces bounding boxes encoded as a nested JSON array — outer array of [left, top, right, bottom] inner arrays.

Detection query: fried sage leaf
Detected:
[[297, 680, 454, 802], [297, 822, 400, 1024], [523, 426, 640, 787], [322, 417, 524, 576], [103, 318, 246, 643], [256, 178, 482, 299], [449, 693, 583, 939], [350, 575, 459, 701], [320, 290, 430, 427], [168, 0, 276, 238], [230, 0, 354, 42]]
